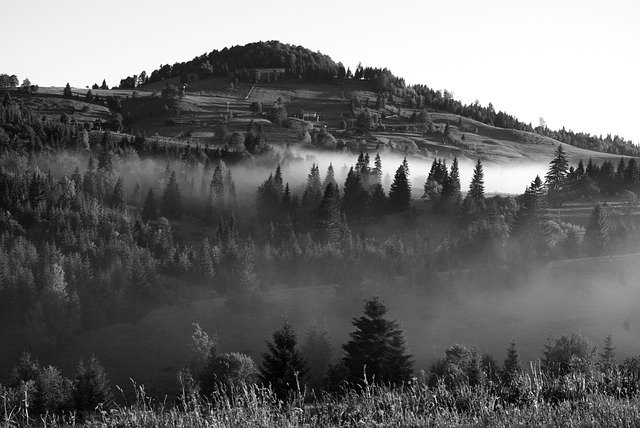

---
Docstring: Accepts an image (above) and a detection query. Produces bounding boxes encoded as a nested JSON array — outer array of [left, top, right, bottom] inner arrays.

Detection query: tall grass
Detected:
[[4, 366, 640, 427]]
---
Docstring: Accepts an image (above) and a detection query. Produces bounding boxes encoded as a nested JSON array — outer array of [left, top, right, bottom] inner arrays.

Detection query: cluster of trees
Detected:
[[185, 297, 412, 401], [136, 41, 345, 85], [141, 299, 640, 410], [1, 354, 111, 416], [256, 152, 411, 240]]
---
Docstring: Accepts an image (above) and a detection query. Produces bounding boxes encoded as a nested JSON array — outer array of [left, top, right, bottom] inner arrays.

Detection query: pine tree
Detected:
[[323, 164, 337, 189], [342, 167, 368, 220], [315, 183, 348, 244], [342, 297, 413, 385], [259, 322, 307, 399], [73, 356, 112, 411], [467, 159, 485, 204], [207, 165, 226, 223], [584, 204, 608, 255], [388, 163, 411, 213], [109, 177, 125, 210], [63, 83, 73, 98], [450, 157, 461, 194], [370, 183, 386, 217], [97, 148, 115, 174], [502, 340, 522, 384], [162, 171, 182, 220], [600, 333, 616, 371], [301, 164, 323, 212], [141, 188, 158, 222], [301, 324, 333, 392], [545, 145, 569, 206], [100, 79, 108, 90]]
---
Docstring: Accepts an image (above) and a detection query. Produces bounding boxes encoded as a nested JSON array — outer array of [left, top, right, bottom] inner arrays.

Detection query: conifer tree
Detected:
[[370, 183, 387, 217], [388, 163, 411, 213], [467, 159, 485, 204], [584, 204, 608, 255], [162, 170, 183, 220], [315, 183, 348, 243], [599, 333, 616, 371], [109, 177, 125, 210], [342, 167, 368, 220], [323, 164, 337, 189], [545, 145, 569, 206], [342, 297, 413, 385], [63, 83, 73, 98], [301, 324, 333, 392], [207, 165, 226, 223], [259, 322, 307, 399], [502, 340, 522, 384], [141, 188, 158, 222], [73, 356, 112, 411], [450, 157, 461, 194], [301, 164, 323, 212]]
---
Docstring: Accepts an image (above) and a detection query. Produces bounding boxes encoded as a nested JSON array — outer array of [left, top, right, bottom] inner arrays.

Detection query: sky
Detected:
[[2, 0, 639, 143]]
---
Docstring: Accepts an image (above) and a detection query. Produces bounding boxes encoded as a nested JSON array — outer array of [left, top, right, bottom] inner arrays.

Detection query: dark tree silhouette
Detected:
[[259, 322, 307, 399], [342, 297, 413, 385]]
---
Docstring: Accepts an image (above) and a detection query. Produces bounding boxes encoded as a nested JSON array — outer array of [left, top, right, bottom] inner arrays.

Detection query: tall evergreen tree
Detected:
[[370, 183, 387, 217], [162, 171, 182, 220], [467, 159, 485, 204], [259, 322, 307, 399], [502, 340, 522, 384], [141, 188, 158, 222], [545, 144, 569, 206], [63, 83, 73, 98], [301, 324, 333, 393], [387, 163, 411, 213], [323, 164, 337, 189], [342, 167, 368, 220], [584, 204, 608, 255], [109, 177, 125, 210], [315, 183, 349, 244], [343, 297, 413, 385]]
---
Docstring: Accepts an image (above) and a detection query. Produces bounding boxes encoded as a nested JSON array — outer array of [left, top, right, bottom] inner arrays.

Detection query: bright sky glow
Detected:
[[2, 0, 639, 142]]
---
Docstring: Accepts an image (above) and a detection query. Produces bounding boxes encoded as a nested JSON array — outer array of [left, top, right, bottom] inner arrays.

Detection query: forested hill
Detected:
[[119, 41, 344, 88], [117, 41, 639, 157]]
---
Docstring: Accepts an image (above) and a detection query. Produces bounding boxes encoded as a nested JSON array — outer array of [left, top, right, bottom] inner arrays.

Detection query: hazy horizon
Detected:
[[2, 0, 639, 145]]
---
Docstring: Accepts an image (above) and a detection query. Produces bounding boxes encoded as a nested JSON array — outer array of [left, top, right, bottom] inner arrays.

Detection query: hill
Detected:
[[113, 40, 638, 158]]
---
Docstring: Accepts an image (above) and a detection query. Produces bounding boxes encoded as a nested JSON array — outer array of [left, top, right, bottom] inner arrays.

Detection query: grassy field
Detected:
[[9, 81, 621, 165]]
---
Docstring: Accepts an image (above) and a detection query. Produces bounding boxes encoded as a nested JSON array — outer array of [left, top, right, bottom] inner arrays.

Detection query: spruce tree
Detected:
[[73, 356, 112, 411], [109, 177, 125, 210], [259, 322, 307, 399], [599, 333, 616, 370], [584, 204, 608, 255], [342, 167, 368, 220], [502, 340, 522, 384], [545, 144, 569, 206], [63, 83, 73, 98], [342, 297, 413, 385], [450, 157, 461, 194], [388, 163, 411, 213], [370, 183, 386, 217], [315, 183, 348, 243], [162, 170, 182, 220], [141, 188, 158, 222], [467, 159, 485, 204], [323, 164, 337, 189], [301, 324, 333, 392]]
